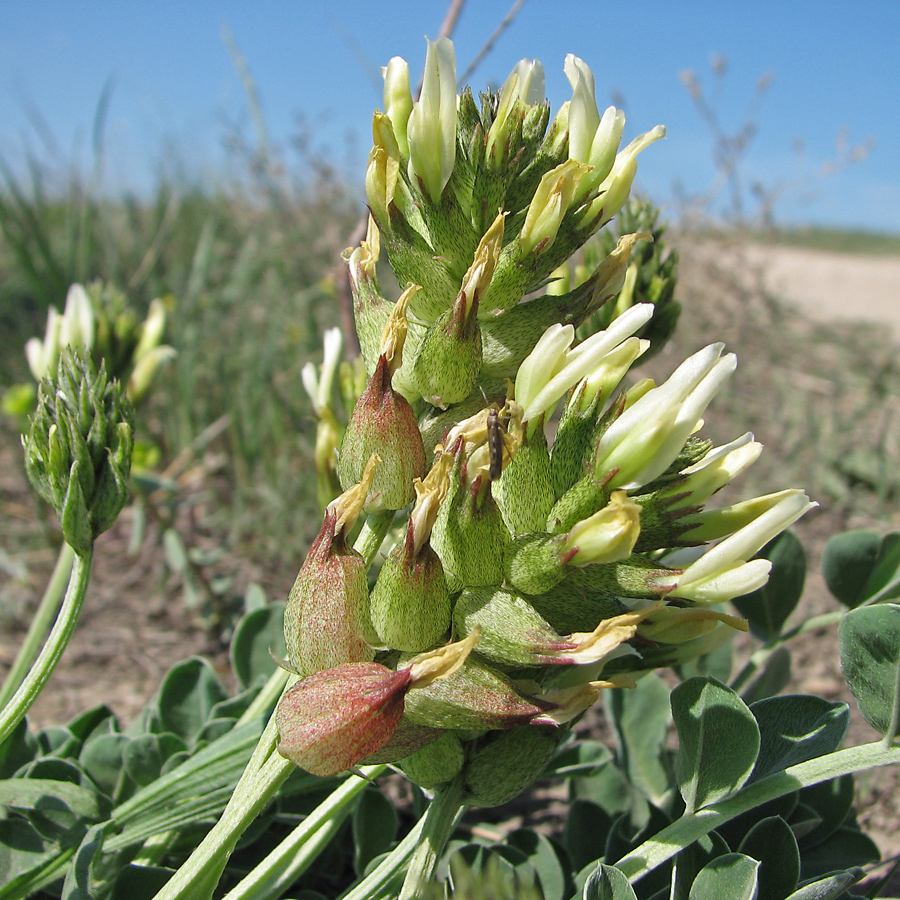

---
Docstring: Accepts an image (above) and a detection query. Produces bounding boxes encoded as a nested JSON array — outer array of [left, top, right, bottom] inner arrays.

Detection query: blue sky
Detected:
[[2, 1, 898, 233]]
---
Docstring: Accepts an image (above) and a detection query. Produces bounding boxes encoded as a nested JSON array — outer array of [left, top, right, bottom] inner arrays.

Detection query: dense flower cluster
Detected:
[[277, 40, 813, 806]]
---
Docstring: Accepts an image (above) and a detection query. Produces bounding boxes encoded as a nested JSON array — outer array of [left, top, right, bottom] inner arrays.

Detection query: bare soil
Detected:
[[2, 238, 899, 884]]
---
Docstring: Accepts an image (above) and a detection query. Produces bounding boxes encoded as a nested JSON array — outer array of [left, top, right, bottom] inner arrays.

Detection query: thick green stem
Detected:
[[221, 765, 385, 900], [399, 777, 465, 900], [151, 712, 294, 900], [0, 546, 92, 744], [616, 741, 900, 884], [0, 541, 76, 708]]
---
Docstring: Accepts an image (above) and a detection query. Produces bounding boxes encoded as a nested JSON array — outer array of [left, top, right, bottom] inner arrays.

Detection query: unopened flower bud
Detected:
[[370, 456, 453, 651], [382, 57, 413, 159], [485, 59, 545, 168], [407, 37, 457, 203], [283, 458, 381, 676], [454, 585, 651, 669], [398, 731, 465, 788], [563, 490, 642, 563], [462, 725, 563, 807], [430, 435, 512, 587], [338, 288, 426, 510], [519, 160, 589, 256], [403, 654, 555, 731], [24, 352, 133, 556]]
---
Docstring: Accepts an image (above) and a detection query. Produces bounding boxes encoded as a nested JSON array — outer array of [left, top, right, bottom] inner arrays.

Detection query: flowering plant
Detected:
[[3, 37, 899, 900]]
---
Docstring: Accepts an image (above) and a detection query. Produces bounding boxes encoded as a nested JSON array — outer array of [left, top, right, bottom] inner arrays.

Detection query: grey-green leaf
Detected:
[[230, 603, 286, 689], [733, 530, 805, 638], [508, 828, 567, 900], [582, 863, 638, 900], [824, 530, 900, 608], [688, 853, 759, 900], [784, 869, 864, 900], [155, 657, 229, 746], [839, 603, 900, 740], [671, 677, 760, 813], [749, 695, 849, 781], [738, 816, 799, 900]]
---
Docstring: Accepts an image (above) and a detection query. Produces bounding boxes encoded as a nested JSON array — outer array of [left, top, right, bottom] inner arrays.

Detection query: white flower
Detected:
[[594, 343, 737, 490], [661, 491, 817, 603], [515, 304, 654, 423], [407, 38, 457, 202]]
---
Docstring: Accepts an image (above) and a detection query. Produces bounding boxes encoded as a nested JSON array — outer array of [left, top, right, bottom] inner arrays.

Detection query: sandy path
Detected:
[[738, 243, 900, 337]]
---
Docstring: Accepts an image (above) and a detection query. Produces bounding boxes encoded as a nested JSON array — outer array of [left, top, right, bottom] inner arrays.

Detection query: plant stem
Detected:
[[221, 765, 385, 900], [616, 740, 900, 884], [398, 777, 465, 900], [151, 711, 294, 900], [0, 546, 91, 744], [340, 813, 429, 900], [0, 541, 75, 708]]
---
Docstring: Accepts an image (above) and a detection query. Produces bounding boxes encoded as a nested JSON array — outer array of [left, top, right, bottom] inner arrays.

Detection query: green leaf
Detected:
[[671, 832, 730, 900], [688, 854, 759, 900], [61, 823, 107, 900], [605, 806, 672, 899], [839, 603, 900, 740], [0, 718, 37, 779], [793, 777, 855, 849], [824, 530, 900, 608], [606, 674, 671, 805], [582, 863, 638, 899], [155, 657, 229, 746], [784, 869, 864, 900], [738, 816, 799, 900], [79, 733, 130, 798], [739, 646, 792, 706], [109, 864, 174, 900], [749, 695, 849, 781], [565, 800, 613, 873], [671, 677, 760, 813], [546, 740, 612, 778], [508, 829, 567, 900], [797, 826, 879, 882], [716, 793, 800, 851], [732, 531, 805, 639], [230, 603, 286, 689], [0, 778, 102, 821], [0, 819, 49, 887], [65, 706, 119, 743], [352, 787, 398, 877], [123, 733, 188, 787]]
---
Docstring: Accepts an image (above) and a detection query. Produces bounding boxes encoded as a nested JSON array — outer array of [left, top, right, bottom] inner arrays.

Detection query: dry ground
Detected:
[[1, 238, 899, 885]]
